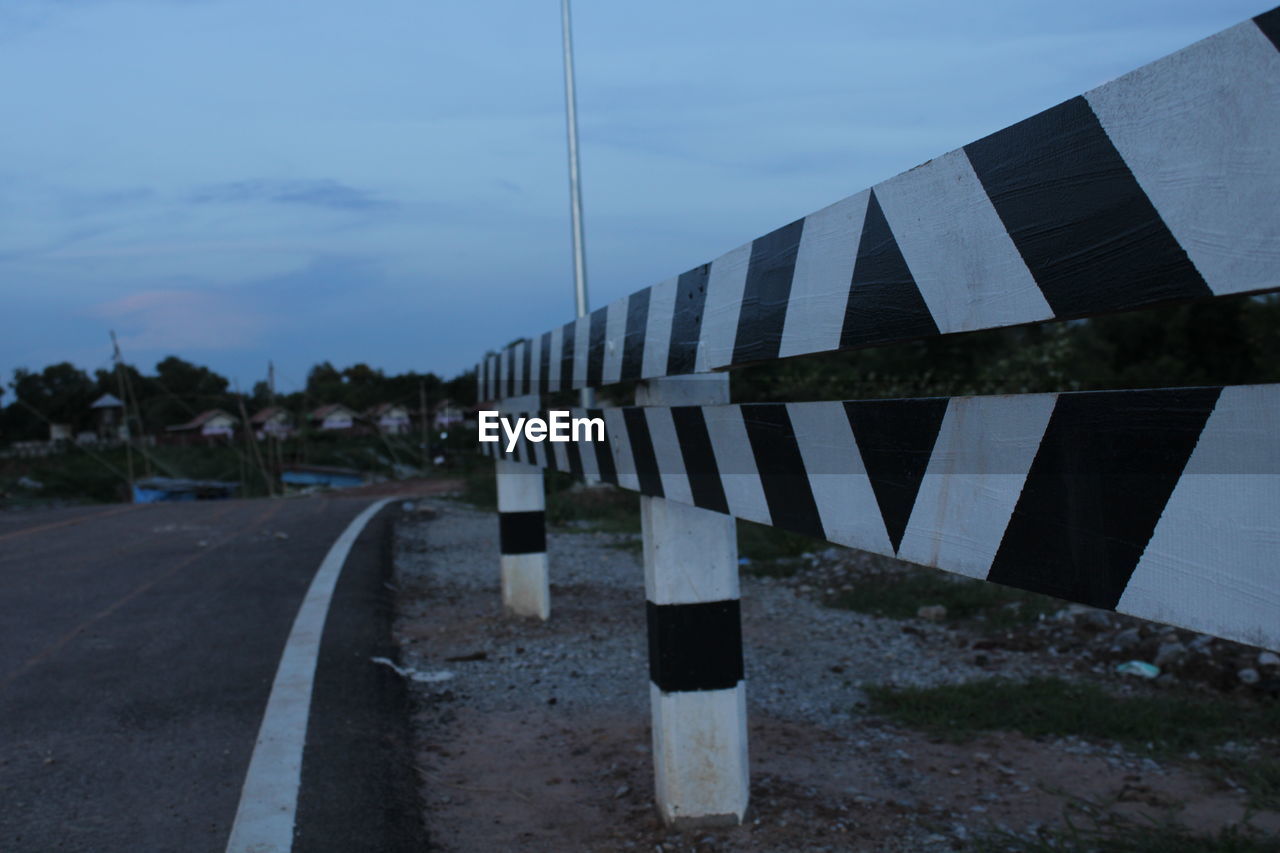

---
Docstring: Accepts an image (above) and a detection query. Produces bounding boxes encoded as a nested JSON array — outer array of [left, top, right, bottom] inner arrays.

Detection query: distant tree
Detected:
[[732, 293, 1280, 404], [4, 363, 97, 439], [340, 363, 386, 411], [145, 356, 232, 427], [386, 371, 442, 414], [250, 381, 274, 412], [443, 369, 476, 407], [304, 361, 345, 410], [0, 356, 480, 447]]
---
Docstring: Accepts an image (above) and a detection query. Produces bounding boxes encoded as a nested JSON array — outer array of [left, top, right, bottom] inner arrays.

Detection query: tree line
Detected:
[[4, 293, 1277, 443], [732, 294, 1280, 403], [0, 357, 478, 442]]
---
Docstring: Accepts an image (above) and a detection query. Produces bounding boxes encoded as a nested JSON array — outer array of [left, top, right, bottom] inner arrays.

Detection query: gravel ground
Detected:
[[391, 498, 1278, 852]]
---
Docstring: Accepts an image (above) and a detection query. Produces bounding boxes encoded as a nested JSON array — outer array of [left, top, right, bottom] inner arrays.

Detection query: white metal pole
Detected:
[[560, 0, 594, 409]]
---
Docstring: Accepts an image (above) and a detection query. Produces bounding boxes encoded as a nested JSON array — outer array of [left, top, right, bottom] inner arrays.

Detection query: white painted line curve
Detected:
[[225, 498, 393, 853]]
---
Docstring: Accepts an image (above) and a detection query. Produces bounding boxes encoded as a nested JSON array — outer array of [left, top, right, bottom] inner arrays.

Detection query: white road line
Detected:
[[225, 498, 392, 853]]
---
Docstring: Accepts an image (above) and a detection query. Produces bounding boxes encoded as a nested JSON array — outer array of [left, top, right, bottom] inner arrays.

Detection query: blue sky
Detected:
[[0, 0, 1268, 392]]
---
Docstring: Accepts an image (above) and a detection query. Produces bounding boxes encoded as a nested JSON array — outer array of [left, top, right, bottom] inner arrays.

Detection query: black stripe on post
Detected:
[[646, 600, 744, 693], [560, 321, 577, 391], [964, 96, 1210, 318], [733, 219, 804, 366], [671, 406, 729, 515], [587, 307, 608, 388], [623, 407, 664, 497], [741, 403, 824, 540], [622, 288, 650, 381], [499, 510, 546, 555], [987, 387, 1221, 610], [538, 332, 552, 396], [667, 265, 710, 375], [588, 408, 619, 485]]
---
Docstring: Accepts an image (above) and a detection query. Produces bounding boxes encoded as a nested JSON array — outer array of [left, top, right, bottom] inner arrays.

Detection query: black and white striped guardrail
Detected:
[[486, 384, 1280, 652], [478, 8, 1280, 402], [475, 7, 1280, 828]]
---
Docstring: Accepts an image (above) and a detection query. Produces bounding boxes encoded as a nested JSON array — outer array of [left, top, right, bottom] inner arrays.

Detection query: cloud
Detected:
[[92, 288, 267, 352], [61, 186, 156, 217], [190, 178, 393, 211]]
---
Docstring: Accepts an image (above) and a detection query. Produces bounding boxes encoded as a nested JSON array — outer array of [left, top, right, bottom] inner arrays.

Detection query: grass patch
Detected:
[[736, 518, 824, 578], [544, 474, 640, 533], [868, 677, 1280, 812], [865, 677, 1280, 757], [826, 563, 1060, 628], [450, 464, 641, 533], [1206, 755, 1280, 812], [452, 460, 498, 510], [737, 518, 819, 561], [973, 799, 1280, 852]]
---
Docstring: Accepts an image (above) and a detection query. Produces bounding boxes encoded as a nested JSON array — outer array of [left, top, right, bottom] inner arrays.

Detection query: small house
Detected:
[[90, 393, 128, 440], [165, 409, 238, 445], [367, 402, 411, 435], [250, 405, 293, 440], [433, 399, 465, 430], [309, 403, 359, 432]]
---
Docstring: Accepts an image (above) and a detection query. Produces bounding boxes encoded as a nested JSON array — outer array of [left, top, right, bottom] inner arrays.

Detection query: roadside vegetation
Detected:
[[824, 563, 1062, 629], [0, 357, 478, 508], [1, 430, 476, 508], [866, 678, 1280, 762], [973, 802, 1280, 853]]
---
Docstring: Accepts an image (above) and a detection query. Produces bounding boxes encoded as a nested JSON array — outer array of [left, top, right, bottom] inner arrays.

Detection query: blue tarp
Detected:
[[132, 477, 238, 503], [280, 469, 365, 488]]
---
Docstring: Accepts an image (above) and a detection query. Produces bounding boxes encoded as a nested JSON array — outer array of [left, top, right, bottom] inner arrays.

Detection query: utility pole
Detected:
[[109, 330, 136, 495], [236, 384, 273, 498], [111, 332, 153, 478], [268, 360, 282, 475], [561, 0, 593, 408], [419, 378, 430, 468]]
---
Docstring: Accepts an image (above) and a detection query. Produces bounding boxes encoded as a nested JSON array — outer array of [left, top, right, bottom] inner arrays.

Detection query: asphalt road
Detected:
[[0, 494, 427, 852]]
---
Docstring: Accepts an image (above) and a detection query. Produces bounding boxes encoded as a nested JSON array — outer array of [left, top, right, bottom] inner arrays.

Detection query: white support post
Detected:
[[496, 394, 549, 620], [637, 374, 748, 828]]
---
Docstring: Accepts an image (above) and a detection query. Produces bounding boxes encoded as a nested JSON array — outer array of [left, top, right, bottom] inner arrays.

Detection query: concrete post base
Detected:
[[500, 552, 550, 620], [650, 682, 749, 827]]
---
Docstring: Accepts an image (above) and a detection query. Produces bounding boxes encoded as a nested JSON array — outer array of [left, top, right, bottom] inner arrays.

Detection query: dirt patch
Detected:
[[393, 500, 1279, 851]]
